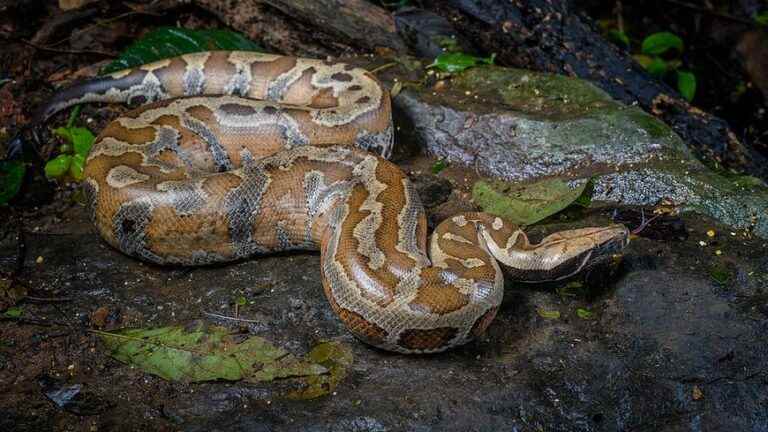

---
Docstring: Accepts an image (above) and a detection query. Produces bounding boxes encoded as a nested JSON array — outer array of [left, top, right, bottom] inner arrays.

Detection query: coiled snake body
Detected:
[[39, 51, 629, 353]]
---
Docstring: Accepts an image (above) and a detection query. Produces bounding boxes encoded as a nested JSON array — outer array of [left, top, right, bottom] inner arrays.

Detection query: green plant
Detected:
[[44, 107, 95, 181], [633, 32, 696, 102], [754, 11, 768, 26], [0, 160, 25, 205], [427, 52, 496, 74]]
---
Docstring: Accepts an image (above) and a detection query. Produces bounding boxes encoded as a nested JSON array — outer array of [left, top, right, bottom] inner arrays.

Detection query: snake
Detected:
[[38, 51, 629, 353]]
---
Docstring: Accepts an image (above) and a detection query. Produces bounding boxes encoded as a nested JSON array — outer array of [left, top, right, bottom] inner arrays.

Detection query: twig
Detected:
[[25, 296, 72, 303], [19, 38, 116, 57], [631, 208, 662, 235], [29, 6, 98, 46], [203, 311, 264, 324], [369, 62, 398, 75]]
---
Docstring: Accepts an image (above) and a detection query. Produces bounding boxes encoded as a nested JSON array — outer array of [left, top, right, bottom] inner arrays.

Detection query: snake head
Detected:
[[484, 223, 630, 282]]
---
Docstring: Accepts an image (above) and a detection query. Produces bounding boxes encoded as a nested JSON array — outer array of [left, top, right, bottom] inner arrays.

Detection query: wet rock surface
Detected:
[[379, 61, 768, 237], [2, 185, 767, 431]]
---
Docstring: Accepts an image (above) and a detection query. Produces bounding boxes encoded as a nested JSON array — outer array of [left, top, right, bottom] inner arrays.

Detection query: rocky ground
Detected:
[[2, 5, 768, 430]]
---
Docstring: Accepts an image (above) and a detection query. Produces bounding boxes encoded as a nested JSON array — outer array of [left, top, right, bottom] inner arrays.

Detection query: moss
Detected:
[[618, 107, 672, 139], [709, 264, 733, 286], [453, 65, 617, 119]]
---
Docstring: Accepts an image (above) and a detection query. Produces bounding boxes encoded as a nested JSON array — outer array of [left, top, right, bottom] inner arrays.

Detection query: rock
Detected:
[[386, 63, 768, 237], [394, 7, 475, 58]]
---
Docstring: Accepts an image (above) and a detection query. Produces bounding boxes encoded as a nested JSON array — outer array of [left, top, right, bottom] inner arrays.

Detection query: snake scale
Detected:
[[38, 51, 629, 353]]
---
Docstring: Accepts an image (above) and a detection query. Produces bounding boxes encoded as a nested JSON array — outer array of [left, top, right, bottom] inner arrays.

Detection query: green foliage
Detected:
[[472, 178, 592, 225], [431, 160, 448, 174], [45, 123, 94, 181], [607, 29, 630, 48], [629, 32, 696, 101], [44, 154, 72, 178], [709, 264, 733, 286], [428, 52, 495, 74], [641, 32, 684, 55], [102, 27, 264, 75], [0, 161, 25, 205], [676, 70, 696, 102], [753, 11, 768, 26], [576, 308, 595, 319], [2, 306, 23, 319]]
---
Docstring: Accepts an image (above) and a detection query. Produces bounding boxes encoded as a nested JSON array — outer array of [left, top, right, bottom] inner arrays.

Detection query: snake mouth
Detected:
[[494, 224, 630, 282]]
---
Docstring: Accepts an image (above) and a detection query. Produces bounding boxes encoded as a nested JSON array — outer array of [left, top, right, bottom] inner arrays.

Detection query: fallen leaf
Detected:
[[692, 385, 704, 400], [97, 321, 327, 383], [472, 178, 591, 225], [90, 307, 110, 328], [537, 308, 561, 320]]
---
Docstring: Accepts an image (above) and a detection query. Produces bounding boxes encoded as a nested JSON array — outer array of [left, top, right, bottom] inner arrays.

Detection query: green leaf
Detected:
[[71, 128, 95, 157], [102, 27, 264, 75], [537, 308, 560, 319], [53, 126, 72, 142], [427, 52, 495, 73], [235, 296, 247, 306], [641, 32, 683, 56], [44, 154, 72, 178], [3, 306, 23, 319], [573, 178, 595, 207], [0, 161, 25, 205], [472, 178, 590, 225], [69, 154, 86, 181], [288, 341, 354, 399], [97, 322, 328, 383], [576, 308, 594, 319], [431, 160, 447, 174], [646, 58, 668, 77], [754, 11, 768, 26], [634, 54, 668, 78], [54, 126, 94, 157], [676, 70, 696, 102], [607, 29, 630, 48]]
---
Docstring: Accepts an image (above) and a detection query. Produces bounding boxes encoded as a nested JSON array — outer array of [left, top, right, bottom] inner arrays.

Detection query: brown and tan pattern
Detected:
[[39, 51, 630, 353]]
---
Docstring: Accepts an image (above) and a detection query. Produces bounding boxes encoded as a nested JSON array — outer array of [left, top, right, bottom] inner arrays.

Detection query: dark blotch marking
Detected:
[[122, 219, 136, 234], [470, 307, 498, 338], [348, 85, 363, 91], [355, 96, 371, 105], [331, 72, 353, 82], [262, 105, 278, 115], [113, 200, 163, 264], [219, 103, 257, 116], [128, 95, 147, 106], [397, 327, 458, 351]]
